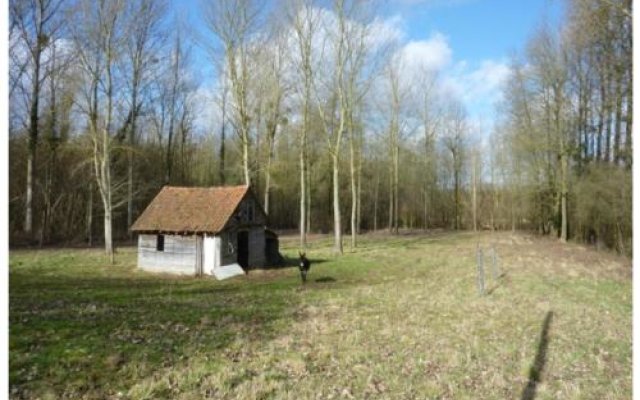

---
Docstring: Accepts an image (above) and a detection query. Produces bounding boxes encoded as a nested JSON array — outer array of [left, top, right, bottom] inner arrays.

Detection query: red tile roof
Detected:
[[130, 185, 251, 234]]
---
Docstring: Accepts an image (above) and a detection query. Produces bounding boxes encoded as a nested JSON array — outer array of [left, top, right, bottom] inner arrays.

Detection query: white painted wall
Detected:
[[202, 235, 221, 275], [137, 229, 267, 275], [137, 234, 197, 275]]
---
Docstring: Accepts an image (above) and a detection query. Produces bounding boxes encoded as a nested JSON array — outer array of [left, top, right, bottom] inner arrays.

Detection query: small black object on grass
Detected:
[[298, 251, 311, 283]]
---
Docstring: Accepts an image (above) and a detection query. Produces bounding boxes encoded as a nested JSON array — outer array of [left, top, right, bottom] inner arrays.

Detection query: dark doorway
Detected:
[[237, 231, 249, 268]]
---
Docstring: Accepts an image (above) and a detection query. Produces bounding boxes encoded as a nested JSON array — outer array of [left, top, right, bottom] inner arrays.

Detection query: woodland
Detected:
[[8, 0, 632, 256]]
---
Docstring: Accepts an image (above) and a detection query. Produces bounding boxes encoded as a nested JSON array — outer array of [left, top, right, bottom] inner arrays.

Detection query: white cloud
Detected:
[[192, 83, 222, 135], [394, 32, 511, 117], [436, 59, 510, 142], [400, 32, 452, 74], [367, 14, 406, 47], [442, 59, 510, 109], [371, 30, 510, 142], [466, 60, 511, 99]]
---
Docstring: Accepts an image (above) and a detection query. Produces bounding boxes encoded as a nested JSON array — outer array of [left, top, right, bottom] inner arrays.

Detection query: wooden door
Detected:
[[237, 231, 249, 268]]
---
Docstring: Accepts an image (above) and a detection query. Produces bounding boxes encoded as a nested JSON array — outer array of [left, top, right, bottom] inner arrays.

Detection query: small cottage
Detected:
[[130, 185, 280, 277]]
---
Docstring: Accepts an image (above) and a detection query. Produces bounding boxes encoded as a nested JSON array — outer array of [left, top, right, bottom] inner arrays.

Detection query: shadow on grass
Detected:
[[315, 276, 336, 283], [486, 272, 507, 295], [257, 256, 330, 271], [8, 267, 310, 398], [521, 311, 553, 400], [280, 256, 330, 267]]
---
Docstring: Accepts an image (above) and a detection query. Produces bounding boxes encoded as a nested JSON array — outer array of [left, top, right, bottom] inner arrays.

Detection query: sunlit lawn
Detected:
[[9, 231, 631, 399]]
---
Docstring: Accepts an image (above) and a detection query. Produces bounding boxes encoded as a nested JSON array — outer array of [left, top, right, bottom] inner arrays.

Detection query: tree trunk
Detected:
[[624, 84, 632, 168], [127, 89, 137, 238], [605, 79, 613, 163], [242, 133, 250, 185], [597, 78, 606, 161], [87, 183, 93, 246], [102, 35, 115, 263], [388, 164, 393, 233], [373, 170, 379, 232], [472, 152, 477, 232], [614, 75, 623, 164], [349, 118, 357, 250], [454, 162, 459, 230], [166, 36, 181, 184], [560, 150, 568, 242], [219, 90, 226, 185], [393, 142, 399, 234], [96, 124, 114, 262], [25, 40, 42, 237], [263, 171, 270, 214], [166, 114, 175, 183], [41, 81, 57, 246], [25, 152, 35, 237], [356, 152, 362, 234], [254, 111, 262, 192], [511, 186, 516, 232], [103, 198, 114, 263], [102, 130, 114, 262], [299, 132, 307, 250], [423, 126, 430, 230], [306, 163, 311, 234], [264, 133, 274, 215], [332, 153, 343, 254], [127, 150, 134, 234], [423, 189, 428, 230]]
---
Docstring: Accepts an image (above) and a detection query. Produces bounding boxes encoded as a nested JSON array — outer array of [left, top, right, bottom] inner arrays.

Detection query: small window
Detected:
[[225, 233, 235, 255], [248, 202, 254, 221], [156, 235, 164, 251]]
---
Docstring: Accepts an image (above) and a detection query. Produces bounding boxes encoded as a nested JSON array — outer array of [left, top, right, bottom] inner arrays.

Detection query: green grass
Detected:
[[9, 231, 631, 399]]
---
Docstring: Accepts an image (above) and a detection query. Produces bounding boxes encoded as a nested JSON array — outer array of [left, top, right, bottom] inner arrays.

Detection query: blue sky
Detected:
[[180, 0, 564, 68], [389, 0, 563, 62], [387, 0, 564, 139], [178, 0, 565, 138]]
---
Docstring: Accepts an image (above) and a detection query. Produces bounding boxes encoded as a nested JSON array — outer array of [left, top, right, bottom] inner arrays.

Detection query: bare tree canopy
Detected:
[[8, 0, 632, 257]]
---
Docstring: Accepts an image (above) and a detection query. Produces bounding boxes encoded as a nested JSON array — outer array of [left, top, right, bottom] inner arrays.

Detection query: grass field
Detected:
[[9, 231, 631, 399]]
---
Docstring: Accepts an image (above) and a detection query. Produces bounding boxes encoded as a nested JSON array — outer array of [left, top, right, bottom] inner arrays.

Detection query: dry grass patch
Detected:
[[9, 231, 630, 399]]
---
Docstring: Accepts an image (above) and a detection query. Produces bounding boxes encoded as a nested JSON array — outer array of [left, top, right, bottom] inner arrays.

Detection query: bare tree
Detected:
[[288, 0, 318, 250], [123, 0, 165, 235], [257, 24, 288, 215], [164, 28, 186, 183], [311, 0, 358, 254], [384, 53, 409, 234], [71, 0, 126, 262], [412, 66, 439, 230], [10, 0, 65, 237], [217, 76, 230, 185], [471, 149, 479, 232], [529, 25, 570, 241], [344, 9, 377, 249], [202, 0, 263, 186], [442, 100, 467, 230]]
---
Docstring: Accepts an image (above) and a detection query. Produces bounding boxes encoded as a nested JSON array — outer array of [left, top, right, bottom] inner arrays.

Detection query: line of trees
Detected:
[[8, 0, 632, 258], [492, 0, 632, 254]]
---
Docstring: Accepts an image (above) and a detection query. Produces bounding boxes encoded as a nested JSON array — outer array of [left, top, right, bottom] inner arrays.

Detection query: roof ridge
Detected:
[[131, 184, 253, 233], [162, 184, 249, 189]]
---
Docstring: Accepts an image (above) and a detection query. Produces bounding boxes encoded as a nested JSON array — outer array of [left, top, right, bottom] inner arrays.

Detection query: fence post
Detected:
[[476, 244, 485, 296]]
